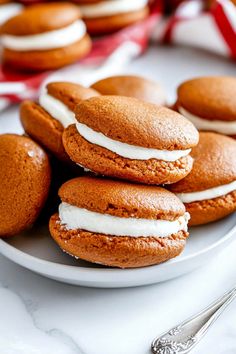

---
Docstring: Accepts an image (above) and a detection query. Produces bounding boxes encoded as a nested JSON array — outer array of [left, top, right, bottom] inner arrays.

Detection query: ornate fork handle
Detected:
[[151, 286, 236, 354]]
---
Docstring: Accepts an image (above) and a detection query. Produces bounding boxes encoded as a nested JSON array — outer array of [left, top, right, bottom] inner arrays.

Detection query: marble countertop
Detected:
[[0, 45, 236, 354]]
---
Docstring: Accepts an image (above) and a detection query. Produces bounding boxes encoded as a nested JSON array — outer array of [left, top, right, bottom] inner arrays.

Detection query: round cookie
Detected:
[[63, 95, 199, 185], [0, 134, 51, 237], [77, 0, 149, 35], [91, 75, 166, 105], [1, 3, 91, 71], [49, 176, 190, 268], [20, 81, 100, 162], [176, 76, 236, 137], [169, 132, 236, 226]]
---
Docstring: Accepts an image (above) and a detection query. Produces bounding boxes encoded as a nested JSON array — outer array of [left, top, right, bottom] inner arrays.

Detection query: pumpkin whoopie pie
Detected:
[[169, 132, 236, 226], [0, 134, 51, 237], [176, 76, 236, 137], [20, 81, 100, 162], [0, 1, 23, 25], [63, 96, 199, 185], [76, 0, 149, 35], [91, 75, 166, 105], [1, 2, 91, 71], [49, 176, 190, 268]]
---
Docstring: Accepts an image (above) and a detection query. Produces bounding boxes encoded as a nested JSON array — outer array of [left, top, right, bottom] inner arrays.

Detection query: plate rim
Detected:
[[0, 214, 235, 282]]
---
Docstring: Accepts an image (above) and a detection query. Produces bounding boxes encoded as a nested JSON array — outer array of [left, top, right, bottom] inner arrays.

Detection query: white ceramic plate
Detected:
[[0, 214, 235, 288]]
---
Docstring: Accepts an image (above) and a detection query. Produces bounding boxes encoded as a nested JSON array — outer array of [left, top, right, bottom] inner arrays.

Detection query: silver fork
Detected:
[[151, 286, 236, 354]]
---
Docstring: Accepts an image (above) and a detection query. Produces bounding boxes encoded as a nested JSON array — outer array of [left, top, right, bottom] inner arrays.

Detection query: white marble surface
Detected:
[[0, 45, 236, 353]]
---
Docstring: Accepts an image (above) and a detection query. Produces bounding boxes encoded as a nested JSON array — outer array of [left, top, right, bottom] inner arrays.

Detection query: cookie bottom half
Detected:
[[186, 190, 236, 226], [3, 35, 91, 71], [20, 101, 70, 162], [49, 213, 188, 268], [63, 124, 194, 185], [84, 7, 149, 35]]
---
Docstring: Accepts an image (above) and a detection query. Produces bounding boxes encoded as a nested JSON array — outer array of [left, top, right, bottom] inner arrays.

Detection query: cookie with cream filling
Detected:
[[49, 176, 190, 268], [1, 3, 91, 71], [176, 76, 236, 138], [169, 132, 236, 225], [20, 81, 99, 161], [63, 95, 199, 185], [77, 0, 149, 35]]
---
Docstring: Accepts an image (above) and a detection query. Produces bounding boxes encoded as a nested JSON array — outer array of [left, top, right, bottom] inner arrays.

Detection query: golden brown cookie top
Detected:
[[46, 82, 100, 112], [91, 75, 166, 105], [1, 2, 81, 36], [75, 96, 199, 150], [0, 134, 51, 237], [59, 176, 186, 221], [177, 76, 236, 121], [169, 132, 236, 193]]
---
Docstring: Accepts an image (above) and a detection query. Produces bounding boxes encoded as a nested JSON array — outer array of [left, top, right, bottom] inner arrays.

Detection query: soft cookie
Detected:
[[169, 132, 236, 225], [176, 76, 236, 137], [49, 176, 190, 268], [20, 81, 99, 161], [77, 0, 149, 35], [63, 96, 199, 185], [1, 2, 91, 71], [91, 75, 166, 105], [0, 134, 51, 237]]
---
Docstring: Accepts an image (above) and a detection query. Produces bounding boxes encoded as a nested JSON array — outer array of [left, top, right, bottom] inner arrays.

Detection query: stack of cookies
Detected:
[[2, 74, 236, 270], [170, 76, 236, 225], [46, 92, 199, 268], [30, 75, 200, 269], [45, 75, 236, 268]]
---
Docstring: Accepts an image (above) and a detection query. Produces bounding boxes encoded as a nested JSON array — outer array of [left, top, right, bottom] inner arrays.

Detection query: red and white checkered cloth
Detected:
[[153, 0, 236, 59], [0, 1, 162, 110]]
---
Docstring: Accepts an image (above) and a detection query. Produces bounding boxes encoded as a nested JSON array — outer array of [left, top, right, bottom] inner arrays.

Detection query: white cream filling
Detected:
[[59, 202, 189, 237], [80, 0, 148, 18], [2, 20, 86, 51], [176, 180, 236, 203], [0, 3, 23, 25], [179, 106, 236, 135], [39, 93, 75, 128], [76, 122, 191, 161]]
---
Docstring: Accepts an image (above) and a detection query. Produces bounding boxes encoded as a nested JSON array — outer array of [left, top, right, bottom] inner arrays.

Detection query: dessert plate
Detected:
[[0, 214, 235, 288]]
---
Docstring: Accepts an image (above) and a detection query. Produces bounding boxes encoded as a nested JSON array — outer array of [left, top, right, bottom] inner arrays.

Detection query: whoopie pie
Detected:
[[63, 95, 199, 185], [20, 82, 99, 161], [1, 2, 91, 71], [76, 0, 149, 35], [176, 76, 236, 138], [169, 132, 236, 225], [49, 176, 190, 268]]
